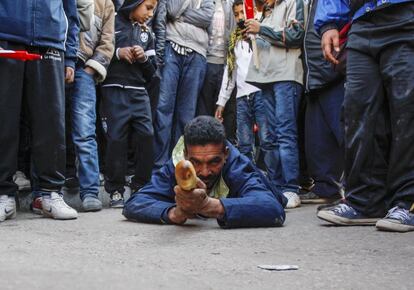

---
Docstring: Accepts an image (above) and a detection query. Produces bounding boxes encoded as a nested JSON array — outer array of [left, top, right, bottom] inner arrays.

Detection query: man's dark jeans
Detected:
[[344, 2, 414, 216], [305, 80, 345, 198], [196, 62, 237, 144]]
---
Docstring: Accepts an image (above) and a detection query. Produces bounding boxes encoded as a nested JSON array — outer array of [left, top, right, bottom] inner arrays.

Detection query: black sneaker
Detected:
[[376, 206, 414, 232], [300, 191, 342, 204], [110, 191, 124, 208], [317, 202, 379, 225]]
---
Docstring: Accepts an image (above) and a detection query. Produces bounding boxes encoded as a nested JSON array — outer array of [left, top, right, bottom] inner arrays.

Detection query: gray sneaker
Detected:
[[13, 171, 31, 191], [82, 195, 102, 212]]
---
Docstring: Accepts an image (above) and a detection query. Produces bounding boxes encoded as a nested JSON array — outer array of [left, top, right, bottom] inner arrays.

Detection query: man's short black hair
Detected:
[[184, 116, 226, 148], [232, 0, 244, 10]]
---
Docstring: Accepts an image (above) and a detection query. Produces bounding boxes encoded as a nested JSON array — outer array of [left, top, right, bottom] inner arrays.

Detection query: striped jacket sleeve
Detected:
[[258, 0, 305, 49]]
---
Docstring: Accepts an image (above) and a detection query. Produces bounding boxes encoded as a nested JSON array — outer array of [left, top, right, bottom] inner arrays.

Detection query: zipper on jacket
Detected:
[[31, 0, 37, 46], [303, 0, 313, 93]]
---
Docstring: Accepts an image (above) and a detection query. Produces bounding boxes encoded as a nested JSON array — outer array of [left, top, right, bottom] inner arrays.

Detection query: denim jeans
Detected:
[[262, 81, 302, 193], [153, 42, 207, 169], [67, 67, 100, 199], [236, 91, 269, 162]]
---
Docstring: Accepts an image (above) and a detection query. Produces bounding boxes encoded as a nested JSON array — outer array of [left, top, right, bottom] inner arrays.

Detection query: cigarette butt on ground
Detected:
[[257, 265, 299, 271]]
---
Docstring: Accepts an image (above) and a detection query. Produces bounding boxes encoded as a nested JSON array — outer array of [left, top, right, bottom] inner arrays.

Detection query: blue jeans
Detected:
[[153, 42, 207, 168], [68, 67, 100, 199], [236, 91, 269, 162], [262, 82, 302, 193]]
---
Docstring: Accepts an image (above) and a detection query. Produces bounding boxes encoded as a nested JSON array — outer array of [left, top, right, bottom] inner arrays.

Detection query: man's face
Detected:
[[185, 143, 229, 190], [130, 0, 157, 24], [233, 4, 245, 24]]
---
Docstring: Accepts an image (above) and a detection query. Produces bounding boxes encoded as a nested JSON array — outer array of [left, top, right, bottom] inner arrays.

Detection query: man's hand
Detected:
[[215, 106, 225, 123], [83, 66, 96, 76], [321, 29, 340, 65], [174, 178, 225, 219], [119, 47, 135, 64], [244, 19, 261, 35], [65, 67, 75, 84], [167, 206, 189, 225], [132, 45, 147, 63], [174, 178, 209, 214]]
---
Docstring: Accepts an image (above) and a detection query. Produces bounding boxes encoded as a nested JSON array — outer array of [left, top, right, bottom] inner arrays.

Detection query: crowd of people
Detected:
[[0, 0, 413, 232]]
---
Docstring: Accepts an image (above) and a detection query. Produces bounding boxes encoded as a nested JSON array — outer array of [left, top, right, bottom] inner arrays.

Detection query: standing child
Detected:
[[63, 0, 115, 212], [215, 0, 268, 164], [244, 0, 305, 208], [101, 0, 158, 207]]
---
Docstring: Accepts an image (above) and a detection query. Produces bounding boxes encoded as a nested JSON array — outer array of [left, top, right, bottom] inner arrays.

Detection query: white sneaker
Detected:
[[0, 195, 16, 222], [283, 191, 301, 209], [42, 192, 78, 220], [13, 171, 31, 191]]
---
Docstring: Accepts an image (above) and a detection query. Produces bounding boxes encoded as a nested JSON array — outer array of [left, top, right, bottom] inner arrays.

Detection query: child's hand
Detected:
[[245, 19, 261, 35], [119, 47, 135, 64], [65, 67, 74, 84], [215, 106, 225, 123], [132, 45, 147, 63], [83, 66, 96, 76]]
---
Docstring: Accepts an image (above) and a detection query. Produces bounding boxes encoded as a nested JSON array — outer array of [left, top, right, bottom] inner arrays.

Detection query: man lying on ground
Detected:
[[123, 116, 287, 228]]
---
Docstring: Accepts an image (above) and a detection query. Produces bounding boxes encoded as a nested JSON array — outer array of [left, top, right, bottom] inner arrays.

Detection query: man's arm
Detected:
[[167, 0, 192, 20], [314, 0, 350, 35], [153, 0, 167, 68], [123, 162, 181, 224], [217, 158, 286, 228], [180, 0, 215, 29], [77, 0, 94, 32], [215, 64, 236, 122], [314, 0, 351, 64], [85, 0, 115, 82], [63, 0, 80, 70], [248, 0, 305, 49]]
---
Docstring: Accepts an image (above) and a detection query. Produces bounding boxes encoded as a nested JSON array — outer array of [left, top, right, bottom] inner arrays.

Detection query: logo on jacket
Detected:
[[140, 32, 149, 43]]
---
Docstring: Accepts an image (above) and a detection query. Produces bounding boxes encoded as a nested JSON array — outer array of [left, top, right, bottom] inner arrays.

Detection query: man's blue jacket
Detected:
[[123, 142, 287, 229], [0, 0, 79, 68], [314, 0, 414, 35]]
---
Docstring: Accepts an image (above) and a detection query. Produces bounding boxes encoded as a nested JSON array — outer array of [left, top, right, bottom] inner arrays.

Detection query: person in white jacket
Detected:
[[215, 0, 269, 165]]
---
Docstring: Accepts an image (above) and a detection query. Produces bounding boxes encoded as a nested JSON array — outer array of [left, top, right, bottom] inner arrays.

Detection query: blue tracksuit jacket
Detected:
[[0, 0, 79, 68], [314, 0, 414, 35], [123, 142, 287, 229]]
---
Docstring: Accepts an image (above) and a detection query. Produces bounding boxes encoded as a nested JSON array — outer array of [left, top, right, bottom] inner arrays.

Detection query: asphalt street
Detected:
[[0, 204, 412, 290]]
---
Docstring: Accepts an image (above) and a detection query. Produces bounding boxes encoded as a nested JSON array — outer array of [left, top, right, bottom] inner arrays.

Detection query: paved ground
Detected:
[[1, 204, 412, 290]]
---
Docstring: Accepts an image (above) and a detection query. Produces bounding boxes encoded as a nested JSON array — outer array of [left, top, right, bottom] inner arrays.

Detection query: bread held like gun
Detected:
[[175, 160, 197, 191]]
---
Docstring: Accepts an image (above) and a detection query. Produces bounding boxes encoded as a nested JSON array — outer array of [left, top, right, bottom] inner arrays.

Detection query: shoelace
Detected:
[[284, 192, 297, 200], [51, 195, 72, 209], [112, 193, 123, 201], [386, 206, 410, 221], [333, 203, 353, 214]]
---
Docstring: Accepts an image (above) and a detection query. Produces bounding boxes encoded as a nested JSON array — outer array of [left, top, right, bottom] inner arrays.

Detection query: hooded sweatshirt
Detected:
[[103, 0, 157, 88]]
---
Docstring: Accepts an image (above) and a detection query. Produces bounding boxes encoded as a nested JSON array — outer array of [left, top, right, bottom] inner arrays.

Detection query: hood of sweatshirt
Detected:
[[118, 0, 145, 19]]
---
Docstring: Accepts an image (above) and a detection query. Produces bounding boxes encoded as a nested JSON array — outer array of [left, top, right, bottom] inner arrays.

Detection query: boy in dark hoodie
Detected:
[[100, 0, 157, 207]]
